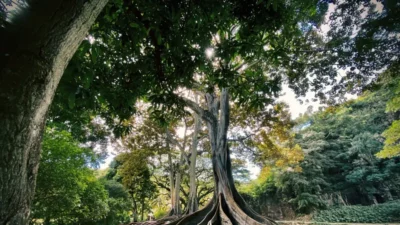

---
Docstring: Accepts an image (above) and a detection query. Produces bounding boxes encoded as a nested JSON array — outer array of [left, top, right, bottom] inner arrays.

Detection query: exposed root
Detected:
[[128, 192, 276, 225], [128, 151, 277, 225], [128, 215, 179, 225]]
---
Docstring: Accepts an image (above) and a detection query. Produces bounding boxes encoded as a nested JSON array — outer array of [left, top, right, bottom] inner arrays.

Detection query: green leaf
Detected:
[[91, 47, 98, 64], [82, 71, 94, 89], [129, 22, 139, 28], [68, 94, 76, 109]]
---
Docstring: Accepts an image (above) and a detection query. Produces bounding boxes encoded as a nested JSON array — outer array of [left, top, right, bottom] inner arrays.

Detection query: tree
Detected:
[[96, 179, 132, 225], [30, 127, 109, 225], [240, 83, 400, 217], [0, 1, 108, 223], [301, 0, 400, 102], [376, 70, 400, 158], [117, 112, 179, 216], [116, 151, 157, 221], [165, 113, 205, 215], [63, 0, 332, 223], [118, 105, 206, 216], [293, 87, 400, 206]]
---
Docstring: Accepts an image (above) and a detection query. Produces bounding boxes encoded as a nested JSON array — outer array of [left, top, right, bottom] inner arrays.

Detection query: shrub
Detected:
[[313, 200, 400, 223]]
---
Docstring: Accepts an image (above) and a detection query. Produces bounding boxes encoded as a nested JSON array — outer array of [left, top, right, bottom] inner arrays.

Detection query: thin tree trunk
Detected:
[[166, 130, 176, 216], [173, 154, 184, 215], [187, 113, 201, 214], [141, 199, 145, 221], [132, 194, 138, 222], [0, 1, 108, 224], [372, 195, 378, 205], [169, 152, 176, 213], [168, 120, 188, 216]]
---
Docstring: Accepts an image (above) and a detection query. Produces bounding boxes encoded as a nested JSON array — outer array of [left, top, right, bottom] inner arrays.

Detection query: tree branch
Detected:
[[180, 96, 217, 126]]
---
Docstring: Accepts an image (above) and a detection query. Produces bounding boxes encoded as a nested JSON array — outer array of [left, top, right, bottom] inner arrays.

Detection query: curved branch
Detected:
[[180, 97, 217, 126], [166, 132, 184, 151]]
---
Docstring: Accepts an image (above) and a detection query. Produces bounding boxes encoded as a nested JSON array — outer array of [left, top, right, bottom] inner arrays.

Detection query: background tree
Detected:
[[116, 151, 157, 221], [30, 127, 109, 225], [376, 67, 400, 158], [96, 179, 132, 225], [241, 83, 400, 219]]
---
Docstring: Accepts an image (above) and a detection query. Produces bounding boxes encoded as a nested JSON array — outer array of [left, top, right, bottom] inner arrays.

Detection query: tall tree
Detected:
[[293, 86, 400, 206], [0, 1, 108, 223], [116, 151, 157, 222], [62, 0, 332, 223]]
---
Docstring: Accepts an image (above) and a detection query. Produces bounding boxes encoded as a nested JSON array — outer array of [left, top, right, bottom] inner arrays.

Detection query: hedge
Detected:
[[313, 200, 400, 223]]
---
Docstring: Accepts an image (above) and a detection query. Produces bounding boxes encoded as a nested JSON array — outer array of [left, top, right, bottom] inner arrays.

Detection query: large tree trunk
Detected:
[[167, 88, 276, 225], [0, 1, 108, 224], [186, 113, 201, 214]]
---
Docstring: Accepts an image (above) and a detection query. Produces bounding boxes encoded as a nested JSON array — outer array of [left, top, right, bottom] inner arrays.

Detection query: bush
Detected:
[[313, 200, 400, 223], [153, 208, 168, 219]]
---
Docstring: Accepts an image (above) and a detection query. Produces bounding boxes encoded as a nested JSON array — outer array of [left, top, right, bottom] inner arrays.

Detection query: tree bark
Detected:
[[0, 0, 108, 224], [141, 199, 145, 221], [186, 113, 201, 214], [166, 130, 176, 216], [132, 197, 138, 222], [168, 152, 176, 215], [173, 153, 184, 215], [167, 122, 189, 216], [168, 88, 276, 225]]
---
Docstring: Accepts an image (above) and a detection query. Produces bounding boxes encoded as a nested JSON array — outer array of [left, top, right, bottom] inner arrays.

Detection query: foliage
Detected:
[[313, 200, 400, 223], [31, 127, 109, 224], [231, 158, 251, 183], [241, 84, 400, 217], [310, 0, 400, 101], [256, 119, 304, 172], [31, 0, 400, 223], [377, 74, 400, 158], [96, 179, 132, 225], [51, 0, 334, 135], [71, 178, 109, 224], [292, 86, 400, 207], [153, 208, 168, 220], [116, 151, 157, 221]]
